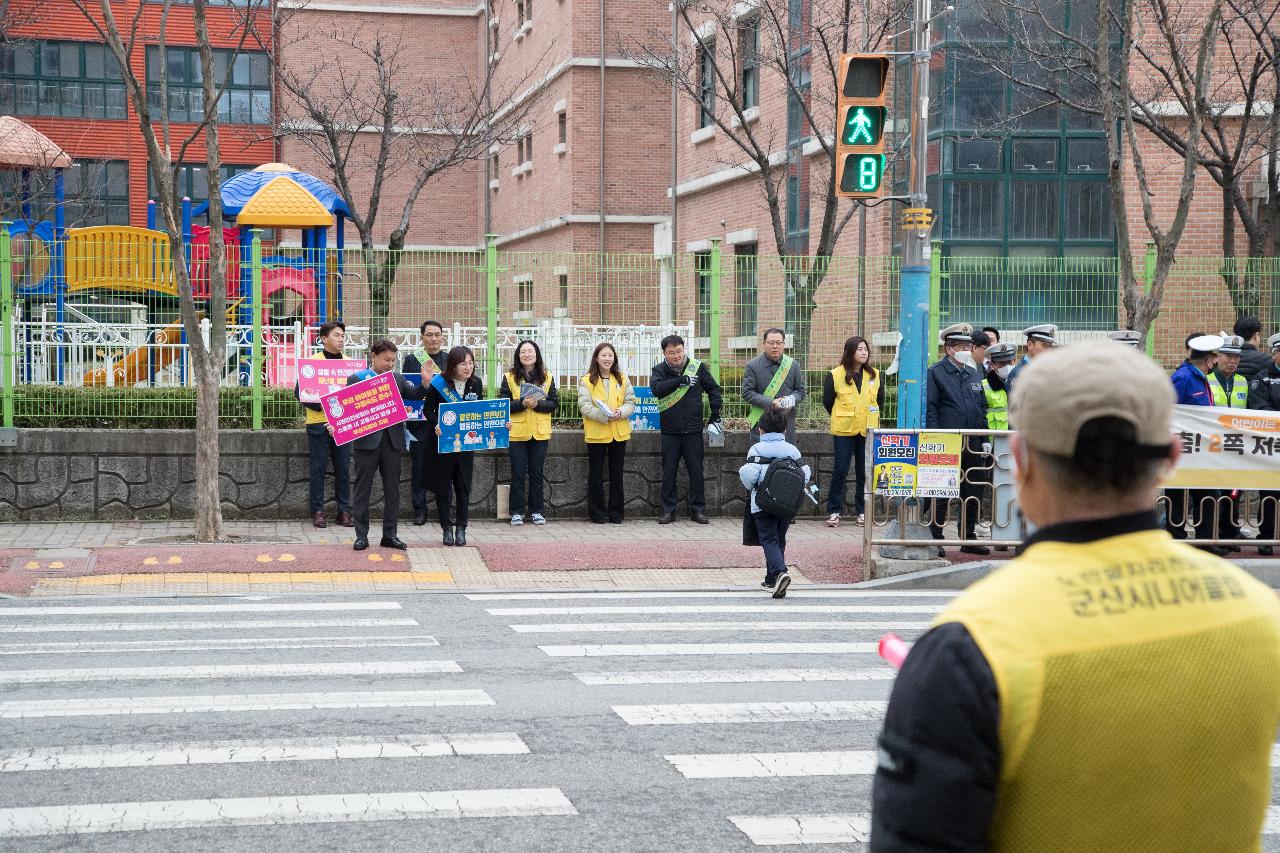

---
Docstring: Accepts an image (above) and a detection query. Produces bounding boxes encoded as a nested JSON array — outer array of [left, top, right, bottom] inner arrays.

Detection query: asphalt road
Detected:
[[0, 589, 1275, 851]]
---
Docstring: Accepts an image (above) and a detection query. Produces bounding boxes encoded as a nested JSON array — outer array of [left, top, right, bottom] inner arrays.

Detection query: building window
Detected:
[[697, 41, 716, 129], [558, 112, 567, 144], [518, 278, 533, 313], [0, 41, 126, 120], [145, 46, 271, 125], [950, 138, 1001, 172], [694, 251, 712, 337], [739, 18, 759, 110], [0, 159, 130, 226], [491, 151, 499, 177], [734, 243, 758, 337], [558, 273, 568, 308], [525, 129, 533, 162], [149, 163, 254, 205]]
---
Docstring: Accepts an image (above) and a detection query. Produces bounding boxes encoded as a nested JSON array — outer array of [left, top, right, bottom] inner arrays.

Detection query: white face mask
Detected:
[[996, 365, 1013, 379], [953, 350, 975, 367]]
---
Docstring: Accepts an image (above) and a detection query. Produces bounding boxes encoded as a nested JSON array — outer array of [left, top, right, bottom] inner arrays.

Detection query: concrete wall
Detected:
[[0, 429, 850, 523]]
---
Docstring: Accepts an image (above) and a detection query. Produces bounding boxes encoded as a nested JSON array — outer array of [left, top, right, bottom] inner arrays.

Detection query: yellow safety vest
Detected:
[[828, 366, 879, 436], [1208, 371, 1249, 408], [581, 373, 632, 444], [983, 380, 1008, 430], [934, 529, 1280, 852], [506, 373, 553, 442]]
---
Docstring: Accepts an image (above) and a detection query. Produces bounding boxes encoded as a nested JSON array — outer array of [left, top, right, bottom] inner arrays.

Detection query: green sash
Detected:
[[747, 355, 794, 426], [656, 358, 703, 412]]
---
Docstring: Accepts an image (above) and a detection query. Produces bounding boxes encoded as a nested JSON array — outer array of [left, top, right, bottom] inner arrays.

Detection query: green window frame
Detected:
[[0, 41, 126, 120], [734, 243, 758, 337], [145, 46, 271, 125], [0, 159, 130, 227], [149, 163, 255, 205], [695, 251, 713, 337]]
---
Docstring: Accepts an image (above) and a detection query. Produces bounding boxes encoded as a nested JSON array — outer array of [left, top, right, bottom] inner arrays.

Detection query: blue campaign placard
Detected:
[[402, 374, 425, 421], [629, 387, 661, 432], [438, 399, 511, 454]]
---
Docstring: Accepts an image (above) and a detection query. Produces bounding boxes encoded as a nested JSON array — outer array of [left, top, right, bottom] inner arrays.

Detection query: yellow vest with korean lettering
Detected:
[[506, 373, 553, 442], [581, 373, 632, 444], [1208, 371, 1249, 408], [933, 529, 1280, 852], [828, 366, 879, 436]]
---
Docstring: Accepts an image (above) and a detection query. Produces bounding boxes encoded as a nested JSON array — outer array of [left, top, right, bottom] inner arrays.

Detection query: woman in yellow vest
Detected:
[[500, 339, 559, 525], [577, 342, 636, 524], [822, 336, 883, 527]]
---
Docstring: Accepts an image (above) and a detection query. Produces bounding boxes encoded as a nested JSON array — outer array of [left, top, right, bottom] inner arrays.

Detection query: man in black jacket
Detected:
[[402, 321, 448, 526], [926, 323, 988, 555], [1248, 332, 1280, 556], [1236, 316, 1272, 382], [337, 340, 430, 551], [651, 334, 722, 524]]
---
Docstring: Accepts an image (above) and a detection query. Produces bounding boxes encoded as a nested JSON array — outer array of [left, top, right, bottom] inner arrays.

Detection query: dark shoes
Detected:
[[413, 510, 428, 527], [590, 518, 608, 525], [312, 511, 327, 529], [1259, 545, 1274, 556], [336, 512, 354, 528], [442, 527, 455, 546], [456, 527, 467, 546], [380, 537, 407, 550], [772, 574, 791, 599], [691, 512, 710, 525], [353, 538, 369, 551], [609, 517, 624, 525], [658, 513, 676, 525], [1196, 544, 1232, 557], [960, 545, 991, 556]]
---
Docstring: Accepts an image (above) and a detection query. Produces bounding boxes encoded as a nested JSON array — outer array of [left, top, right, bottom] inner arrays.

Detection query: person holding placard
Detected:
[[742, 327, 805, 441], [296, 321, 354, 529], [499, 339, 560, 526], [424, 346, 486, 546], [578, 342, 636, 524], [403, 320, 448, 527]]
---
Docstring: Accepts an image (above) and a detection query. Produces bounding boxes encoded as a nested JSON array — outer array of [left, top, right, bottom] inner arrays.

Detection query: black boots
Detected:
[[442, 527, 454, 546]]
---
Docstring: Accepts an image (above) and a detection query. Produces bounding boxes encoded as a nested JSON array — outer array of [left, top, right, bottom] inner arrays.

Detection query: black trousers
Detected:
[[509, 438, 549, 516], [1258, 491, 1280, 542], [435, 453, 475, 530], [408, 431, 435, 514], [1165, 489, 1220, 539], [352, 431, 401, 542], [306, 422, 351, 514], [587, 440, 627, 522], [661, 431, 705, 515], [929, 447, 982, 541]]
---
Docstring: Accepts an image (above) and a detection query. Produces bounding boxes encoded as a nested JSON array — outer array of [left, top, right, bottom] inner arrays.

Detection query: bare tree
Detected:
[[71, 0, 269, 542], [628, 0, 908, 372], [957, 0, 1224, 337], [274, 19, 556, 340], [0, 0, 41, 42]]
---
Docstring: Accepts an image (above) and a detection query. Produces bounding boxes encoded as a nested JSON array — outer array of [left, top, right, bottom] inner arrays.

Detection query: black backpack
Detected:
[[749, 455, 807, 519]]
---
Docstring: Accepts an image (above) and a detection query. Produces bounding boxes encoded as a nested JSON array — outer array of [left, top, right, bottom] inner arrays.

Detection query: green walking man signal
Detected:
[[835, 54, 889, 199]]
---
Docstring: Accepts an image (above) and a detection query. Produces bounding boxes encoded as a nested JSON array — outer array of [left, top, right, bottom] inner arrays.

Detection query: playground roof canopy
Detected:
[[236, 175, 334, 227], [0, 117, 73, 170], [196, 163, 351, 219]]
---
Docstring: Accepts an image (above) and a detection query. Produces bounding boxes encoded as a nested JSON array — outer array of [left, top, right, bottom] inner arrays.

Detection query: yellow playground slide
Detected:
[[83, 321, 184, 387]]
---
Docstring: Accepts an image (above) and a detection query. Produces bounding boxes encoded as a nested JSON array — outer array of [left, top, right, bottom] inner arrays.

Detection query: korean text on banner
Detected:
[[630, 388, 662, 432], [917, 432, 964, 498], [297, 358, 366, 404], [1164, 405, 1280, 489], [438, 399, 512, 454], [322, 372, 408, 447], [873, 432, 918, 496]]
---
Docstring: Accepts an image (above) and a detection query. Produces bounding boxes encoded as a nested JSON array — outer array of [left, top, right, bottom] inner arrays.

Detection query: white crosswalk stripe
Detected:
[[0, 618, 420, 633], [0, 733, 530, 772], [513, 621, 930, 633], [575, 667, 897, 685], [667, 750, 878, 779], [0, 689, 495, 718], [0, 634, 441, 656], [729, 813, 872, 846], [491, 604, 942, 616], [542, 642, 879, 657], [0, 660, 463, 684], [612, 701, 887, 726], [0, 602, 402, 617], [468, 591, 957, 600], [0, 788, 578, 837]]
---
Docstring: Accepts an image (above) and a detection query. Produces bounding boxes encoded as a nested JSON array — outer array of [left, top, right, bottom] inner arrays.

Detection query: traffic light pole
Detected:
[[896, 0, 935, 430]]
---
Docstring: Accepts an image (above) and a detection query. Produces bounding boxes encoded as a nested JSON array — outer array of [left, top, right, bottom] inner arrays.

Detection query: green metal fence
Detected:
[[2, 224, 1278, 430]]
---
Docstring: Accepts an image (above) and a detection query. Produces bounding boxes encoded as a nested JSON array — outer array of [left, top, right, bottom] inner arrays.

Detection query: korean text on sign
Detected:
[[438, 399, 512, 454], [322, 372, 408, 447], [296, 358, 366, 404]]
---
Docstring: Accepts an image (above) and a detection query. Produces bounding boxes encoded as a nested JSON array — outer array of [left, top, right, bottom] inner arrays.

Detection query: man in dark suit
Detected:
[[402, 321, 448, 526], [336, 339, 430, 551]]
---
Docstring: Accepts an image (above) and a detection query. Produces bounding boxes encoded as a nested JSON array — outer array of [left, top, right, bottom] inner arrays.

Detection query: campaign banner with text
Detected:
[[438, 399, 511, 454], [873, 432, 918, 497], [629, 388, 662, 432], [296, 358, 366, 404], [1165, 405, 1280, 489], [916, 432, 964, 498], [321, 372, 408, 446]]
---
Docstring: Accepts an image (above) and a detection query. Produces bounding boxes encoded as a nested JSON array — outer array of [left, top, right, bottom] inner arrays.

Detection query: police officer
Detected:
[[871, 342, 1280, 851], [1208, 334, 1250, 547], [981, 342, 1017, 431], [925, 323, 988, 555], [1006, 323, 1056, 393], [1248, 332, 1280, 556], [1108, 330, 1142, 348], [1167, 334, 1227, 552]]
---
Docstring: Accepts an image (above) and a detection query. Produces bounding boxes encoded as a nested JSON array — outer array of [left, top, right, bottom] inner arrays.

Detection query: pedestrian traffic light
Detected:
[[835, 53, 889, 199]]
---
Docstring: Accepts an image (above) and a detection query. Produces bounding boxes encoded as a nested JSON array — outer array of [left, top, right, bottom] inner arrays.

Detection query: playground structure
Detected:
[[1, 124, 351, 387]]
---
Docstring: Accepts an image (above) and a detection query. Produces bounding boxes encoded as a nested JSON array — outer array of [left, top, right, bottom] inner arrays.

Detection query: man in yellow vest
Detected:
[[871, 342, 1280, 851], [980, 342, 1016, 431]]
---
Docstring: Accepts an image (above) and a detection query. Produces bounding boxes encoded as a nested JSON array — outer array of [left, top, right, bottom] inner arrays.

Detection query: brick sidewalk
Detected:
[[1, 517, 867, 597]]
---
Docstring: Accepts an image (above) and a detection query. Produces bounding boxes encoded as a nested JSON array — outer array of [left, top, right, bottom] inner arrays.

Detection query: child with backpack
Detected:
[[740, 408, 812, 598]]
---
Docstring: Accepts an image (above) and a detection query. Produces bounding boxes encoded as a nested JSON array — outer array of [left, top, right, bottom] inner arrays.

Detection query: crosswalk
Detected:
[[0, 588, 1276, 850]]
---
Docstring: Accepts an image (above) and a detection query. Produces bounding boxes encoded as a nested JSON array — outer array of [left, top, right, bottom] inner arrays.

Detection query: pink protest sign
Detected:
[[322, 371, 408, 446], [296, 357, 367, 403]]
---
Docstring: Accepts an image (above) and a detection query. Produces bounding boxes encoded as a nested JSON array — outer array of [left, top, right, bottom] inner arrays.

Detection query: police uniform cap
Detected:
[[1187, 334, 1224, 356], [940, 322, 973, 344], [1009, 342, 1175, 459], [1269, 332, 1280, 351], [1107, 330, 1142, 347], [987, 342, 1017, 362], [1023, 323, 1058, 344], [1217, 334, 1245, 355]]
